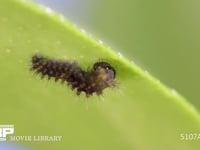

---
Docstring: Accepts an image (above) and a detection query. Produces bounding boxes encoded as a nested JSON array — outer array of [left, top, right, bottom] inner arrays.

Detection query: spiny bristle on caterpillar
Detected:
[[31, 53, 116, 97]]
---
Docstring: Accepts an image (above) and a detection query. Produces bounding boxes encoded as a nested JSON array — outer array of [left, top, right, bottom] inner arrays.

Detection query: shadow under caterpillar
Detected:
[[31, 53, 116, 97]]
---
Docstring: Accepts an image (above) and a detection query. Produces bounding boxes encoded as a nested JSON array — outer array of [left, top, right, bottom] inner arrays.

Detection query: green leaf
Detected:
[[0, 0, 200, 149]]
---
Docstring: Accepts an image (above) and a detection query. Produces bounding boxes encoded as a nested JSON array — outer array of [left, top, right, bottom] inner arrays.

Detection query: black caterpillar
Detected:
[[31, 54, 116, 97]]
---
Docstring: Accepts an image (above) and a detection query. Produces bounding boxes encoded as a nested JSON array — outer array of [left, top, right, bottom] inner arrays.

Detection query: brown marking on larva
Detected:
[[31, 53, 116, 97]]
